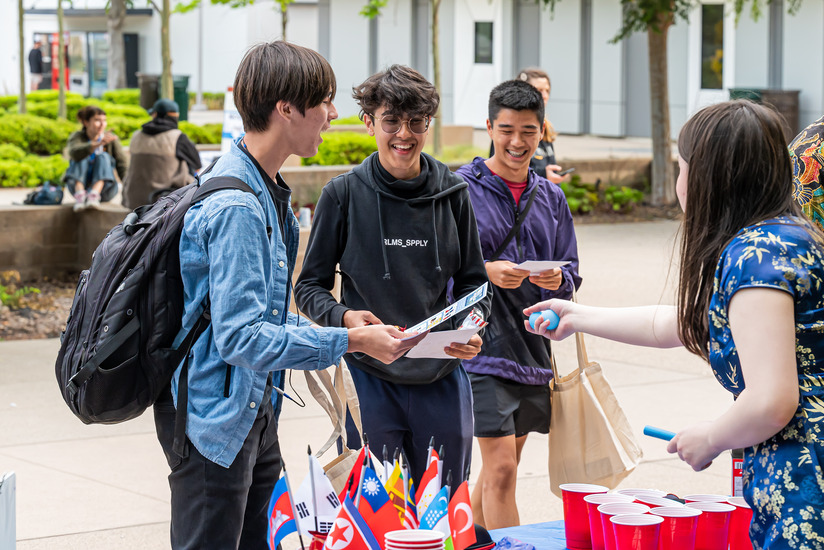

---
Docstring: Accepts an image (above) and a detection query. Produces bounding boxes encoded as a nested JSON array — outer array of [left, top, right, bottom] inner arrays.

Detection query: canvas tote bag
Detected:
[[304, 361, 381, 493], [548, 330, 643, 496]]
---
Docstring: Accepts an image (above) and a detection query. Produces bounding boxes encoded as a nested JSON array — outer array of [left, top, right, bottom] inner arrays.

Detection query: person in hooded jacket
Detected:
[[457, 80, 581, 529], [122, 99, 202, 209], [295, 65, 492, 486]]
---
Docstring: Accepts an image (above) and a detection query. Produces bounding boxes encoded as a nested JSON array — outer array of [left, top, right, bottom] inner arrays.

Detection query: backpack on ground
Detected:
[[55, 176, 255, 426], [23, 181, 64, 205]]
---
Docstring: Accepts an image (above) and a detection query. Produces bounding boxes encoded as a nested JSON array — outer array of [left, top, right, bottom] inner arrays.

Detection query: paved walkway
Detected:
[[1, 219, 739, 550]]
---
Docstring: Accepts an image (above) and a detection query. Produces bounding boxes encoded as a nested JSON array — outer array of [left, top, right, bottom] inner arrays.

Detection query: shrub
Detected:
[[102, 88, 141, 106], [604, 185, 644, 212], [331, 115, 363, 126], [179, 121, 222, 144], [0, 114, 76, 156], [0, 153, 68, 188], [0, 271, 40, 310], [106, 115, 145, 141], [0, 144, 26, 161], [0, 96, 18, 110], [188, 91, 225, 110], [302, 132, 377, 166], [0, 160, 36, 188]]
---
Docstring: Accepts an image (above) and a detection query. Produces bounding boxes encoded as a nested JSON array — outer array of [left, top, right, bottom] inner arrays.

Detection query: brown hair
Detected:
[[77, 105, 106, 124], [353, 65, 439, 119], [233, 41, 336, 133], [517, 67, 557, 142], [676, 100, 812, 358]]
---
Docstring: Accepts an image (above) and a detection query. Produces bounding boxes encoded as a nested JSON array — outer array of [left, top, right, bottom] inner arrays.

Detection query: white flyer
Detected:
[[405, 326, 483, 359], [401, 282, 488, 338], [514, 260, 570, 275]]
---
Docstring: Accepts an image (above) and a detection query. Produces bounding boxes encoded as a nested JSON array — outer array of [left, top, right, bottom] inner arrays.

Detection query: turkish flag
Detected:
[[448, 481, 476, 550]]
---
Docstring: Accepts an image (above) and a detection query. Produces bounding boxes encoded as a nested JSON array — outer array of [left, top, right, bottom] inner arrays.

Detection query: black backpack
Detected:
[[55, 176, 256, 429]]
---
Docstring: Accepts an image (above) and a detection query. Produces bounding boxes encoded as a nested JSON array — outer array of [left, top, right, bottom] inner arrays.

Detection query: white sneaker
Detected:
[[73, 191, 87, 212], [85, 192, 101, 210]]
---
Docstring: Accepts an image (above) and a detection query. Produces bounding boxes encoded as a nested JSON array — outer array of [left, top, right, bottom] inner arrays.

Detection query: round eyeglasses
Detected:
[[370, 114, 431, 135]]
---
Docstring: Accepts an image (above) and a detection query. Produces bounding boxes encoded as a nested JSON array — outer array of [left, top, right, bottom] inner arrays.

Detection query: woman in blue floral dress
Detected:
[[524, 100, 824, 549]]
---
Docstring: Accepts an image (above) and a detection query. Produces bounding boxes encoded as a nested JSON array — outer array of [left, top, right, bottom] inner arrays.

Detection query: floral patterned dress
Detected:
[[708, 217, 824, 549], [791, 115, 824, 232]]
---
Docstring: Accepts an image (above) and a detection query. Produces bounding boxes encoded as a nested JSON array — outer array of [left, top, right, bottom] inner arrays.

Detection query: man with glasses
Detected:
[[295, 65, 491, 486]]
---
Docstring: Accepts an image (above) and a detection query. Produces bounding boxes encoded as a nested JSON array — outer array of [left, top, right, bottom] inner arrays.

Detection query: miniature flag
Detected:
[[405, 478, 418, 529], [415, 448, 440, 517], [357, 466, 403, 543], [267, 475, 297, 550], [418, 486, 453, 550], [323, 495, 381, 550], [385, 462, 406, 521], [293, 455, 341, 535], [339, 447, 368, 502], [448, 481, 476, 550]]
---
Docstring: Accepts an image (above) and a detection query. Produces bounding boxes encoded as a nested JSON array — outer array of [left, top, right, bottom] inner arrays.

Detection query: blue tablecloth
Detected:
[[490, 521, 568, 550]]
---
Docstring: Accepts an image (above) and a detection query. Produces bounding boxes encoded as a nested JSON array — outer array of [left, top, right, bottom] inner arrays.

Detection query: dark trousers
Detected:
[[344, 365, 474, 486], [154, 399, 281, 550]]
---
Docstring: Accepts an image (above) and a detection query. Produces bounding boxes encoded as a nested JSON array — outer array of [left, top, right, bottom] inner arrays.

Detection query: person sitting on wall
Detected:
[[122, 99, 202, 209], [63, 105, 129, 211]]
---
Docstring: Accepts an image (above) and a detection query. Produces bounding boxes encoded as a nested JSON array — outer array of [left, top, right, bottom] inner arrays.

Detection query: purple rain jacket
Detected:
[[456, 157, 582, 385]]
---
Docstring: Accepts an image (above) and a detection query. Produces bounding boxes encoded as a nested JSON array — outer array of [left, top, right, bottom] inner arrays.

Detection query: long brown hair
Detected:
[[517, 67, 557, 142], [676, 100, 805, 358]]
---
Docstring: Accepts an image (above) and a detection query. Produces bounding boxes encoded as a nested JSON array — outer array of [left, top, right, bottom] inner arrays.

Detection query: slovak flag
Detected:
[[267, 475, 297, 550], [415, 448, 440, 518], [322, 495, 381, 550], [448, 481, 476, 550], [357, 466, 402, 543]]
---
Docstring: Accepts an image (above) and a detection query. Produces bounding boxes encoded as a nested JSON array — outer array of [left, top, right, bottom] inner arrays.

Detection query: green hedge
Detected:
[[302, 132, 377, 166], [0, 154, 68, 188], [178, 121, 222, 144], [0, 144, 26, 162], [0, 114, 76, 156], [101, 88, 141, 106], [331, 115, 364, 126]]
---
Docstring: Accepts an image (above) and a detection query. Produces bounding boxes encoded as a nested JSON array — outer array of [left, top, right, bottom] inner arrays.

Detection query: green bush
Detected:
[[331, 115, 364, 126], [0, 160, 36, 188], [188, 91, 225, 110], [0, 114, 76, 156], [101, 88, 141, 105], [302, 132, 377, 166], [560, 175, 598, 214], [179, 121, 222, 144], [0, 153, 68, 188], [105, 115, 144, 142], [26, 96, 90, 120], [0, 96, 18, 110], [0, 144, 26, 161], [604, 185, 644, 212]]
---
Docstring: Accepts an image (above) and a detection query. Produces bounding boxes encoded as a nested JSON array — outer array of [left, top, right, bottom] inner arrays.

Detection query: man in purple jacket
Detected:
[[456, 79, 581, 529]]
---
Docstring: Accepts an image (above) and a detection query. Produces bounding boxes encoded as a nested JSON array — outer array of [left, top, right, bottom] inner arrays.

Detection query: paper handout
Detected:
[[401, 282, 488, 339], [514, 260, 570, 275], [405, 326, 483, 359]]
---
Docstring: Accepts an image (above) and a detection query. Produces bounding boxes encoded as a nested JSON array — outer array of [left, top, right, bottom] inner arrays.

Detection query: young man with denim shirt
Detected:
[[153, 42, 415, 550]]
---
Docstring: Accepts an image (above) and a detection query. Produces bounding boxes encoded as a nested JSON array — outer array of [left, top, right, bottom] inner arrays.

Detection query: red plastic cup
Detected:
[[560, 483, 609, 550], [611, 514, 664, 550], [686, 502, 734, 550], [635, 495, 685, 509], [726, 497, 754, 550], [650, 506, 702, 550], [584, 494, 635, 550], [683, 494, 728, 503], [597, 503, 651, 550], [615, 488, 667, 499]]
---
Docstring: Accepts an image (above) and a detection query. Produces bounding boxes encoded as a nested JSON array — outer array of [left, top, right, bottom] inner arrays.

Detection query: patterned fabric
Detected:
[[708, 217, 824, 549], [790, 116, 824, 232]]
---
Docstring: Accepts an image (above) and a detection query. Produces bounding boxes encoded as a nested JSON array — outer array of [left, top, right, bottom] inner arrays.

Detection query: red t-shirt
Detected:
[[490, 169, 528, 205]]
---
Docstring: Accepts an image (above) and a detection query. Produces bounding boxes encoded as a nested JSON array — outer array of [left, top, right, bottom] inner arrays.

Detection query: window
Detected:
[[701, 4, 724, 89], [474, 22, 493, 64]]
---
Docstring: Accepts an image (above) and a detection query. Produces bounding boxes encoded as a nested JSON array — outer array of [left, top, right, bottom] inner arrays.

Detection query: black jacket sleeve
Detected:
[[294, 181, 351, 327], [176, 134, 203, 176]]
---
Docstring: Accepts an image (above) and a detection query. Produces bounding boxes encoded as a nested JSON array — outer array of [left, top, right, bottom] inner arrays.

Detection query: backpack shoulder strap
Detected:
[[490, 180, 540, 261], [192, 176, 255, 203]]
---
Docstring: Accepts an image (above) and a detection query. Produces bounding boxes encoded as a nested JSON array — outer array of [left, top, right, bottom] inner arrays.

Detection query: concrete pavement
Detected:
[[0, 218, 741, 550]]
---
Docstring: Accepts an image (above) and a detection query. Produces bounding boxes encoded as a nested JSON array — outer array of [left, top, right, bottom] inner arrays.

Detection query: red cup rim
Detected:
[[597, 503, 651, 516], [584, 493, 635, 505], [610, 514, 665, 526], [560, 483, 610, 494], [386, 544, 445, 549], [684, 494, 729, 502], [636, 496, 685, 508], [614, 488, 666, 497], [726, 496, 751, 509], [385, 530, 446, 543], [685, 502, 735, 512], [650, 506, 702, 517]]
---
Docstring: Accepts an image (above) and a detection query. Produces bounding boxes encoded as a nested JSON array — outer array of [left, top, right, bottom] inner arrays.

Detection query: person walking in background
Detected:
[[790, 114, 824, 231], [527, 100, 824, 548], [122, 98, 202, 209], [63, 105, 128, 211], [457, 80, 581, 529], [295, 65, 491, 486], [153, 41, 415, 550], [28, 37, 44, 91]]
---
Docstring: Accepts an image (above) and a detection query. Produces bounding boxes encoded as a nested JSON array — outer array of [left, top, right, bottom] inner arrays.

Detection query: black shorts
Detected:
[[467, 372, 551, 438]]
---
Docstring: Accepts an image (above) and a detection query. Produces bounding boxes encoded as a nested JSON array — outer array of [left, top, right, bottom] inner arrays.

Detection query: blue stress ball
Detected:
[[529, 309, 560, 330]]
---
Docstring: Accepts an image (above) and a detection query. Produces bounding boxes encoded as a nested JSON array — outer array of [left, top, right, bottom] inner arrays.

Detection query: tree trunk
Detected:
[[17, 0, 26, 113], [160, 0, 174, 99], [647, 17, 675, 206], [281, 3, 288, 40], [57, 0, 67, 120], [431, 0, 442, 157], [107, 0, 127, 89]]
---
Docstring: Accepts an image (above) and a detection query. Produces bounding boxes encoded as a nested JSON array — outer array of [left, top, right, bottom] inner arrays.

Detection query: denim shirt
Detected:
[[174, 138, 348, 467]]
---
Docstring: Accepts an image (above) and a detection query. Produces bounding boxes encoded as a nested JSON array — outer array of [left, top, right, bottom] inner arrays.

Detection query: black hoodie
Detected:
[[295, 152, 491, 384]]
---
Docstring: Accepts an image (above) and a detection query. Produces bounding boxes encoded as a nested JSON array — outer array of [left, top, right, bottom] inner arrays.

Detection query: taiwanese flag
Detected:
[[322, 495, 381, 550], [267, 475, 297, 550], [448, 481, 476, 550], [415, 448, 440, 517], [357, 466, 403, 544]]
